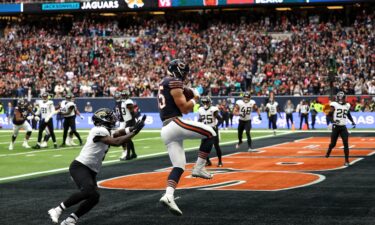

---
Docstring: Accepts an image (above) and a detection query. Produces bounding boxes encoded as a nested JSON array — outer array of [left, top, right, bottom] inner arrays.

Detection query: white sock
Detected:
[[166, 187, 175, 196], [195, 157, 206, 168]]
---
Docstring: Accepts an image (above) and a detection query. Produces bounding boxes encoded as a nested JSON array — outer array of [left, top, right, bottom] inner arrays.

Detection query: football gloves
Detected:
[[130, 115, 147, 135]]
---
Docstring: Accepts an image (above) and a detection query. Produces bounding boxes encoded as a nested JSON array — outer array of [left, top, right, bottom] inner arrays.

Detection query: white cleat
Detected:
[[48, 208, 61, 224], [344, 162, 350, 167], [192, 166, 213, 179], [235, 142, 242, 149], [159, 194, 182, 216], [60, 217, 76, 225], [9, 143, 13, 150], [248, 148, 255, 152], [40, 141, 48, 148], [22, 142, 31, 149]]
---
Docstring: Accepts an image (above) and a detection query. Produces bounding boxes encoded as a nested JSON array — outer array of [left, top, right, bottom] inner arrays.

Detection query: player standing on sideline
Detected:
[[48, 108, 146, 225], [284, 100, 294, 129], [120, 90, 137, 160], [265, 98, 281, 135], [158, 59, 216, 216], [33, 93, 58, 149], [9, 99, 37, 150], [299, 100, 310, 130], [60, 94, 83, 147], [198, 96, 223, 167], [228, 99, 235, 127], [234, 92, 261, 151], [325, 92, 356, 166]]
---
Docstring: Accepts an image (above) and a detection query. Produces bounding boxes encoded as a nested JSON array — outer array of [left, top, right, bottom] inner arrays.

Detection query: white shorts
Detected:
[[13, 121, 32, 136], [161, 117, 216, 169]]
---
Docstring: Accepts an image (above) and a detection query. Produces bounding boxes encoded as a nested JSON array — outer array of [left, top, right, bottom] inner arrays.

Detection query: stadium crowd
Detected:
[[0, 10, 374, 98]]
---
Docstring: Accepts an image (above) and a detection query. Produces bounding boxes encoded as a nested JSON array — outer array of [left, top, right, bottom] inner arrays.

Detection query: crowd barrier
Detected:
[[0, 112, 374, 129]]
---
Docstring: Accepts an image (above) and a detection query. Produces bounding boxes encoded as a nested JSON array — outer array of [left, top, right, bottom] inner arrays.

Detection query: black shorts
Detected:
[[69, 160, 97, 191]]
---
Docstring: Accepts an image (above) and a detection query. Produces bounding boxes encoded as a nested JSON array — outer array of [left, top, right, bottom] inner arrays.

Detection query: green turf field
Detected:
[[0, 129, 285, 183]]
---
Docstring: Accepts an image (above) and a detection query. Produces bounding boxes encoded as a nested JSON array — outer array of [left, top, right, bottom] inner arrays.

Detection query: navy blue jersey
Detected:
[[114, 101, 124, 122], [158, 77, 183, 121], [13, 106, 29, 125]]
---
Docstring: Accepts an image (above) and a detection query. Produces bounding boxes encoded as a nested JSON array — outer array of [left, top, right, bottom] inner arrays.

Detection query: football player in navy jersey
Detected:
[[158, 59, 217, 216]]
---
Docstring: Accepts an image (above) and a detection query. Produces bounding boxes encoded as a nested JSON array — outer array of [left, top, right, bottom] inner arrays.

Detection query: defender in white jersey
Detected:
[[60, 94, 83, 147], [325, 92, 356, 166], [48, 108, 146, 225], [233, 92, 261, 151], [33, 93, 58, 149], [119, 91, 137, 160], [265, 98, 280, 135], [198, 96, 223, 167]]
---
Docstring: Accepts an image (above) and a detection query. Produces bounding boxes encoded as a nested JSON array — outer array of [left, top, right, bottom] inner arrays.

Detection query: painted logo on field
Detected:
[[98, 137, 375, 191]]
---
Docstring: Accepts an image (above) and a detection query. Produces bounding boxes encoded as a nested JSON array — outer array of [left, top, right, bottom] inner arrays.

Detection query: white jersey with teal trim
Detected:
[[123, 99, 134, 122], [63, 101, 76, 117], [266, 102, 278, 115], [38, 100, 55, 120], [330, 101, 351, 126], [198, 106, 219, 127], [75, 126, 111, 173], [236, 99, 256, 121]]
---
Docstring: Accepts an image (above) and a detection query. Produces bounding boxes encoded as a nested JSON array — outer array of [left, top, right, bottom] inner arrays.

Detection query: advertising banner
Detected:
[[0, 4, 22, 13], [0, 112, 373, 129]]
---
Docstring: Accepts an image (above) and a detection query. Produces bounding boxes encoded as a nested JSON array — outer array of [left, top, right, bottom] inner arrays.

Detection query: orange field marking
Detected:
[[98, 136, 374, 192]]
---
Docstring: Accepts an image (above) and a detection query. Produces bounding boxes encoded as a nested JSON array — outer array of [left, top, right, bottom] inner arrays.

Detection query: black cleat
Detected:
[[206, 160, 212, 166], [60, 144, 66, 148], [54, 144, 58, 149], [131, 154, 137, 159], [217, 162, 223, 167], [32, 145, 41, 150]]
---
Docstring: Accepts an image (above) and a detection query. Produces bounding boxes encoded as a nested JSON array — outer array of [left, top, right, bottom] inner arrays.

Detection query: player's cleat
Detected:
[[22, 141, 31, 148], [344, 162, 350, 167], [41, 141, 48, 148], [131, 153, 137, 159], [48, 208, 61, 224], [32, 144, 41, 149], [273, 130, 276, 136], [192, 166, 213, 179], [60, 217, 76, 225], [206, 159, 212, 166], [217, 162, 223, 167], [70, 141, 78, 146], [54, 144, 58, 149], [60, 144, 66, 148], [235, 142, 242, 149], [159, 194, 183, 216], [248, 147, 256, 152], [9, 143, 14, 150]]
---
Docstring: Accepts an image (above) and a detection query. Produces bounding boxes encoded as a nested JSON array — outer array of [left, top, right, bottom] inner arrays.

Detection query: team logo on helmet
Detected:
[[92, 108, 118, 129]]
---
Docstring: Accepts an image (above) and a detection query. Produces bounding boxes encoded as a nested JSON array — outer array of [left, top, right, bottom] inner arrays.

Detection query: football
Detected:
[[183, 87, 195, 101]]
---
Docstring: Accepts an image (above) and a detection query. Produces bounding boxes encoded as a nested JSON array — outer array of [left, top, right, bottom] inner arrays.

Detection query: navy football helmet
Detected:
[[167, 59, 189, 81]]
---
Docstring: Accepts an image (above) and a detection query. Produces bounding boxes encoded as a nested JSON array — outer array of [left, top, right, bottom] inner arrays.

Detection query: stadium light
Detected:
[[327, 6, 344, 10], [276, 8, 292, 11], [100, 13, 117, 16], [150, 11, 165, 15]]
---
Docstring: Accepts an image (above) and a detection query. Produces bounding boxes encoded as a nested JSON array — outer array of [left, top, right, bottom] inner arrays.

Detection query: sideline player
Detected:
[[325, 92, 356, 166], [158, 59, 216, 216], [9, 99, 37, 150], [47, 108, 146, 225], [33, 93, 58, 149], [233, 92, 261, 151], [60, 94, 83, 147], [198, 96, 223, 167], [265, 98, 281, 135]]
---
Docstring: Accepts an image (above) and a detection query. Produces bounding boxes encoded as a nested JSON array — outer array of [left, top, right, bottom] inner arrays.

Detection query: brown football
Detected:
[[183, 87, 195, 101]]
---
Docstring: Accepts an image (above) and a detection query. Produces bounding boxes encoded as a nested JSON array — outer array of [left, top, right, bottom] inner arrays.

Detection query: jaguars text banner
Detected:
[[0, 112, 374, 129]]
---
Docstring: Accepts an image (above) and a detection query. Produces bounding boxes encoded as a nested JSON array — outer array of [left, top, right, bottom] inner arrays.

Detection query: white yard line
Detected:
[[0, 131, 292, 182]]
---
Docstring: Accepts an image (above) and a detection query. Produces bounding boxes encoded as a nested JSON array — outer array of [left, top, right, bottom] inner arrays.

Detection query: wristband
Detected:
[[125, 127, 131, 134]]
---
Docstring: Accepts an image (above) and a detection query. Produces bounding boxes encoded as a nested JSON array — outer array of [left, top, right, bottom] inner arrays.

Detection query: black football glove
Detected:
[[130, 115, 147, 134], [352, 122, 356, 129], [258, 115, 262, 121]]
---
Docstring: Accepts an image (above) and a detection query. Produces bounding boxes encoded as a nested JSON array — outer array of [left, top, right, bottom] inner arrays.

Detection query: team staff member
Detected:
[[325, 92, 356, 166], [299, 100, 310, 130], [48, 109, 146, 225], [284, 100, 294, 129]]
